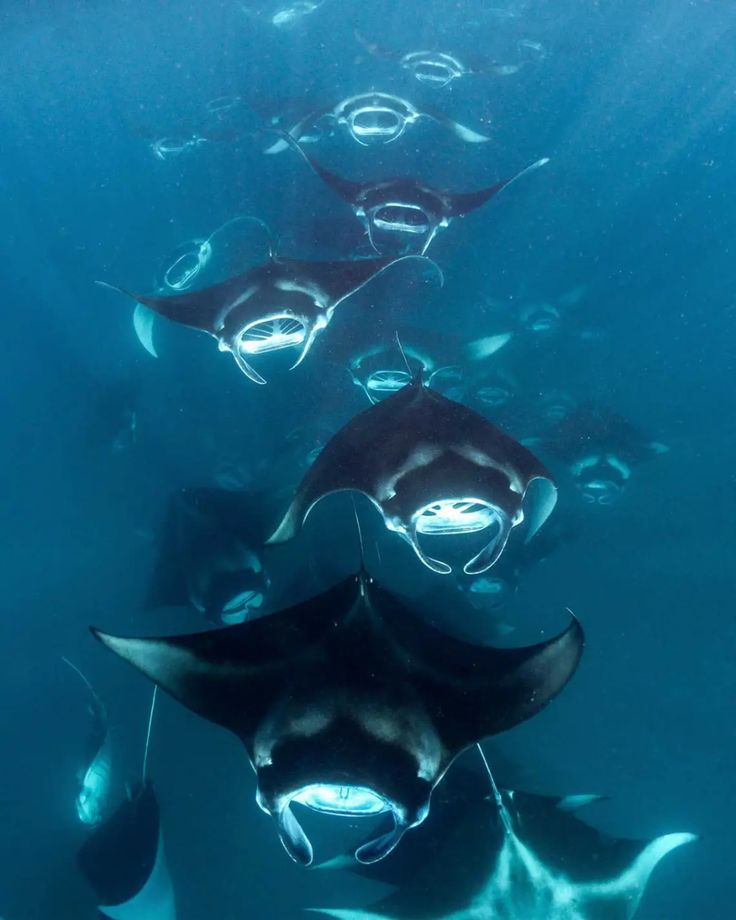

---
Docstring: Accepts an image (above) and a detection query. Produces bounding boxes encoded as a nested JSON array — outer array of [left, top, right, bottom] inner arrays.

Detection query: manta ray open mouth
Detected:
[[579, 478, 623, 505], [239, 316, 308, 356], [366, 369, 413, 396], [410, 59, 460, 87], [220, 589, 264, 625], [162, 241, 212, 291], [349, 109, 404, 143], [373, 204, 432, 234], [415, 499, 500, 536], [292, 784, 390, 817], [475, 385, 512, 408], [412, 500, 515, 575]]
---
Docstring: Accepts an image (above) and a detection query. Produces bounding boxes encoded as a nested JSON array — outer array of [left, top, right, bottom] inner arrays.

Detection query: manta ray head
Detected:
[[253, 720, 435, 866], [218, 282, 328, 384], [408, 498, 516, 576]]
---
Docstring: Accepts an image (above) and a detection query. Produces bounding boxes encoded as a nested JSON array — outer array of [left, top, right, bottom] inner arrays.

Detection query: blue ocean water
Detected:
[[1, 0, 734, 917]]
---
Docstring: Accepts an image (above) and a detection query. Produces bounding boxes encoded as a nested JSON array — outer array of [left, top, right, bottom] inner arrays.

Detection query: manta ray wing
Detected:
[[97, 272, 250, 335], [92, 576, 358, 740]]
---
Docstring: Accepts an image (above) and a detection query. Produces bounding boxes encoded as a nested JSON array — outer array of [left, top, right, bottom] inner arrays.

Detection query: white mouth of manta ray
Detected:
[[405, 56, 463, 87], [366, 369, 413, 394], [372, 203, 432, 235], [476, 385, 512, 407], [580, 479, 624, 505], [415, 499, 500, 535], [163, 240, 212, 291], [469, 575, 508, 596], [292, 784, 390, 816], [151, 136, 207, 160], [220, 590, 264, 624], [239, 316, 308, 355], [348, 109, 405, 143]]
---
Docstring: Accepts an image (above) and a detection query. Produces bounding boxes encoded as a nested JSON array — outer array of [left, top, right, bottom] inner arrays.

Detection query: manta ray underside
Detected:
[[91, 571, 582, 867], [313, 764, 696, 920], [268, 378, 558, 574], [99, 255, 435, 383]]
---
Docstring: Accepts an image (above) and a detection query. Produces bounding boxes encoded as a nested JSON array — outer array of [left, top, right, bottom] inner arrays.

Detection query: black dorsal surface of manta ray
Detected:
[[315, 764, 695, 920], [263, 92, 491, 153], [268, 378, 558, 575], [98, 255, 434, 384], [285, 136, 548, 254], [91, 571, 583, 867], [78, 782, 176, 920]]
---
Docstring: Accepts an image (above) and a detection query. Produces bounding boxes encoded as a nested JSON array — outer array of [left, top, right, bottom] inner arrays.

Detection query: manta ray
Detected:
[[91, 569, 583, 867], [263, 92, 491, 153], [63, 658, 112, 827], [78, 782, 176, 920], [327, 324, 511, 405], [354, 30, 544, 87], [268, 378, 557, 574], [284, 136, 548, 254], [99, 254, 436, 384], [146, 488, 282, 625], [313, 763, 695, 920]]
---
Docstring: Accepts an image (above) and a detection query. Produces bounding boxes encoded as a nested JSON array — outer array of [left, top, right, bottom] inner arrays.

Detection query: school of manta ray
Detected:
[[62, 6, 695, 920]]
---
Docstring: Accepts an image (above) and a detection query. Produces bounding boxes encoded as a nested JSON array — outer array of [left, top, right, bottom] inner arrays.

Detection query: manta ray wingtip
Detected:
[[95, 280, 123, 295]]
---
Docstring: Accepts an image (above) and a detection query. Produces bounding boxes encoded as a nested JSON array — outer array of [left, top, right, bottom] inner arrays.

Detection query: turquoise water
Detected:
[[1, 1, 733, 917]]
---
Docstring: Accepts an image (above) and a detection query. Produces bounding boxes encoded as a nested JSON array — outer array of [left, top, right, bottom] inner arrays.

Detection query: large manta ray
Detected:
[[91, 569, 583, 867], [268, 378, 557, 574], [314, 765, 695, 920], [285, 136, 548, 254], [264, 92, 491, 153], [78, 782, 176, 920], [99, 255, 434, 384]]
